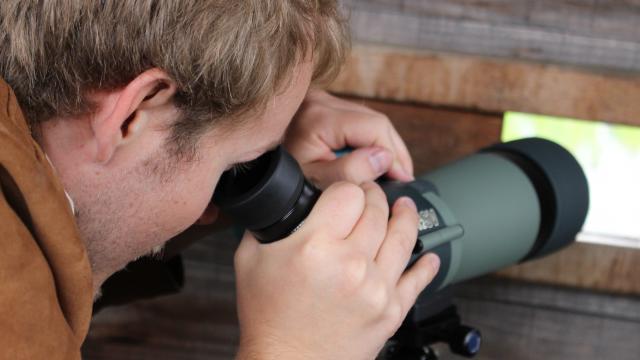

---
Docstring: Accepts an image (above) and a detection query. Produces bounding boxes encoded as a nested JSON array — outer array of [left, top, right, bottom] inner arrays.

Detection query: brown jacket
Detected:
[[0, 78, 93, 359]]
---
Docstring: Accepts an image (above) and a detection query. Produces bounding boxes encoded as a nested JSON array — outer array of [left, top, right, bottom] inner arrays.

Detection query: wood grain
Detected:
[[448, 277, 640, 360], [329, 45, 640, 126], [498, 242, 640, 295], [342, 0, 640, 73]]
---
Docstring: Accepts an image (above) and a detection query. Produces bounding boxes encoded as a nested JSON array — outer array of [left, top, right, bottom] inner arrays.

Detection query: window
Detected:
[[502, 112, 640, 249]]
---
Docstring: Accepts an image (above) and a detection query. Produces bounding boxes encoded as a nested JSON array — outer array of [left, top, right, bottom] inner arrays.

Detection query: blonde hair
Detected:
[[0, 0, 348, 153]]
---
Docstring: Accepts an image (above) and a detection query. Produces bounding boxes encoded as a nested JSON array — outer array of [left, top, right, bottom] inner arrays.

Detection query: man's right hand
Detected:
[[234, 182, 441, 360]]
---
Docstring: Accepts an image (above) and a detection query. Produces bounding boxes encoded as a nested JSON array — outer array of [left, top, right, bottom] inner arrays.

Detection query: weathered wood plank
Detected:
[[436, 277, 640, 359], [498, 242, 640, 295], [456, 277, 640, 323], [450, 292, 640, 360], [349, 0, 640, 43], [348, 97, 504, 174], [329, 45, 640, 125], [341, 0, 640, 72]]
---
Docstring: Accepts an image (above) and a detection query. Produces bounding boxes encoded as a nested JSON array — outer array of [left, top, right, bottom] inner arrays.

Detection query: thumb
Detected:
[[302, 146, 392, 189]]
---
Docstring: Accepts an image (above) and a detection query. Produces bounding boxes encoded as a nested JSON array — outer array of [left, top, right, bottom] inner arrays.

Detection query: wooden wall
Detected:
[[329, 45, 640, 126], [342, 0, 640, 73]]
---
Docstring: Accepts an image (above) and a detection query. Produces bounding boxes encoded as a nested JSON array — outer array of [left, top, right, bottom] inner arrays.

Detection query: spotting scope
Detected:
[[213, 137, 589, 358]]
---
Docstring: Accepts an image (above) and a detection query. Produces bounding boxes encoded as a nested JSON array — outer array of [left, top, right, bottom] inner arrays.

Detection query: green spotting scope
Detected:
[[213, 137, 590, 358], [213, 137, 589, 289]]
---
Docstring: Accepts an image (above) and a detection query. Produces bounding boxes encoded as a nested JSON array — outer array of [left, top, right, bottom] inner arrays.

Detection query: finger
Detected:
[[299, 182, 366, 240], [302, 146, 393, 188], [286, 93, 414, 179], [375, 197, 420, 283], [325, 112, 413, 180], [395, 253, 440, 313], [346, 182, 389, 258], [327, 111, 390, 149], [386, 128, 414, 181], [288, 107, 395, 156], [310, 95, 410, 171], [283, 124, 336, 166]]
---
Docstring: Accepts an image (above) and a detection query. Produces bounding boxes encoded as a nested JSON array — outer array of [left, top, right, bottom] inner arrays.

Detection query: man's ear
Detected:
[[91, 68, 177, 164]]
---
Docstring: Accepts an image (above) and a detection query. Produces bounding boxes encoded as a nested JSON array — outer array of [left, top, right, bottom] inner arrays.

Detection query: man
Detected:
[[0, 1, 440, 359]]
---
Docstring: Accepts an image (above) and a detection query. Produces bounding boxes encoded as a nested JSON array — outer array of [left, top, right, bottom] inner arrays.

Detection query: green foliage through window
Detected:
[[503, 112, 640, 248]]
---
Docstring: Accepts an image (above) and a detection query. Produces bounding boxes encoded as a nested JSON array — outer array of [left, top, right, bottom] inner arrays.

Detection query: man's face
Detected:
[[43, 61, 313, 289]]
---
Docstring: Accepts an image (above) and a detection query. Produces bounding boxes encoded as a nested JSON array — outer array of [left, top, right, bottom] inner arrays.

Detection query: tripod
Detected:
[[379, 287, 482, 360]]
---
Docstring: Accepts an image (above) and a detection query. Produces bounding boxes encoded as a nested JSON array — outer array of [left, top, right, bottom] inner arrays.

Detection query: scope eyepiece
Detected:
[[212, 147, 320, 243]]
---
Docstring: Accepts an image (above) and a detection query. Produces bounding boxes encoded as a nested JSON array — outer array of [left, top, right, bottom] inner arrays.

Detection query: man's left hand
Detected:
[[284, 89, 414, 189]]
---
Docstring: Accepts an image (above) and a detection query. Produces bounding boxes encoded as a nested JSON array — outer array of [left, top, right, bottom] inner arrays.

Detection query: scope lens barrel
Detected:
[[416, 138, 589, 286]]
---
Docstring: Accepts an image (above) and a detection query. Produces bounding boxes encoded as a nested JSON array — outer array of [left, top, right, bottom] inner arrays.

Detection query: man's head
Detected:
[[0, 0, 348, 292]]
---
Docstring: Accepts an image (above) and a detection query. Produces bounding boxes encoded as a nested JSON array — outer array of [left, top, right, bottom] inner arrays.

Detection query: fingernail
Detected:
[[397, 196, 417, 211], [392, 161, 415, 181], [406, 168, 415, 181], [369, 148, 391, 175], [426, 253, 440, 272]]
